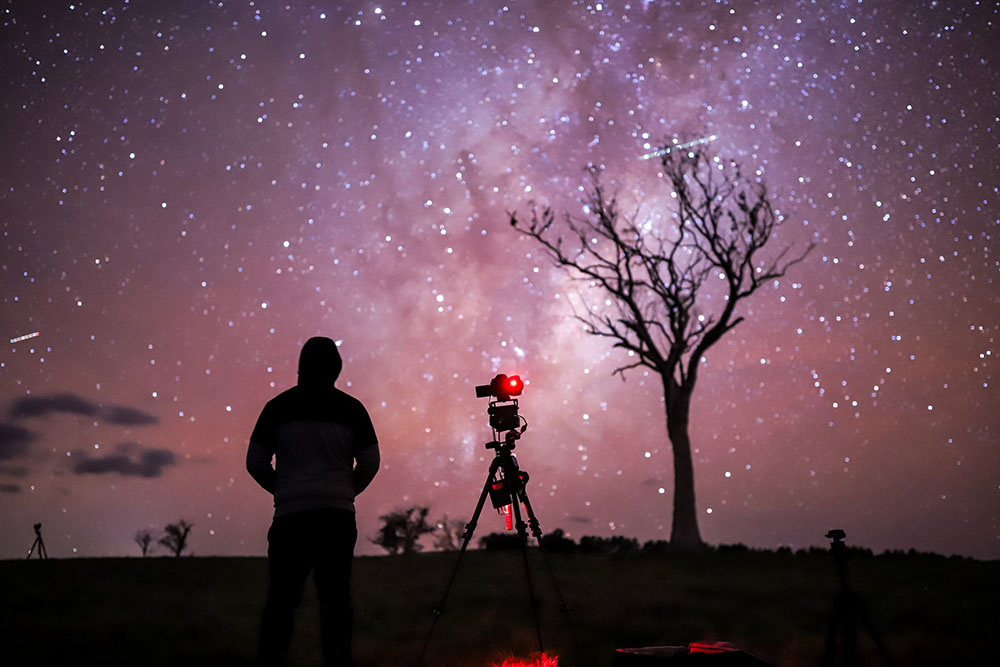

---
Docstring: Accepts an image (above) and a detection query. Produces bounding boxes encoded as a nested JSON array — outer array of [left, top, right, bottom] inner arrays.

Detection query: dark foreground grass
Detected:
[[1, 548, 996, 666]]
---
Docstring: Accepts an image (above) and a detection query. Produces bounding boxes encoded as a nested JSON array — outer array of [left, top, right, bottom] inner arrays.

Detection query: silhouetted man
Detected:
[[248, 336, 380, 667]]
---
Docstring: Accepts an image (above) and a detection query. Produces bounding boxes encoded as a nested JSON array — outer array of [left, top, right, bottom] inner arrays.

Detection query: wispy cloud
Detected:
[[10, 393, 158, 426], [10, 392, 99, 418], [103, 405, 159, 426], [72, 443, 177, 478], [0, 422, 36, 460]]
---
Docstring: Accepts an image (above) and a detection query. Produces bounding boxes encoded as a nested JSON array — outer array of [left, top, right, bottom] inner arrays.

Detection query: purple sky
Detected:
[[1, 1, 997, 560]]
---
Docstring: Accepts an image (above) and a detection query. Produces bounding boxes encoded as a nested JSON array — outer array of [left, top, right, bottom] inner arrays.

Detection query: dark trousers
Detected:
[[259, 508, 358, 667]]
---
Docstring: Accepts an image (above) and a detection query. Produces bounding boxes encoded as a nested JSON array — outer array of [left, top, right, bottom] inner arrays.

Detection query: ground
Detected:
[[1, 548, 995, 666]]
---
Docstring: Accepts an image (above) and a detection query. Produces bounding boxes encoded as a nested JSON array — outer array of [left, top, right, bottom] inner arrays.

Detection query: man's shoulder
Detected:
[[263, 386, 300, 410], [264, 385, 371, 421], [330, 387, 369, 412]]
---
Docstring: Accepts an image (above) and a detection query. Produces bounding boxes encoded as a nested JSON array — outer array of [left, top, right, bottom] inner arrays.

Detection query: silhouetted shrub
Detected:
[[641, 540, 670, 555], [478, 532, 522, 551], [578, 535, 639, 556], [540, 528, 576, 554]]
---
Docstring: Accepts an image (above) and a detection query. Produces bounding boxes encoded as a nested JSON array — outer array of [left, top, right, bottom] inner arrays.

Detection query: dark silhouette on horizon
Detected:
[[371, 506, 435, 555], [160, 519, 193, 557], [511, 146, 812, 549], [26, 522, 47, 559], [135, 528, 154, 557], [248, 336, 380, 667], [822, 529, 894, 666]]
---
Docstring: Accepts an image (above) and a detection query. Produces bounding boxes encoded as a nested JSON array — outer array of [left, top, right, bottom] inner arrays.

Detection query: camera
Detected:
[[476, 374, 526, 444], [475, 374, 523, 401]]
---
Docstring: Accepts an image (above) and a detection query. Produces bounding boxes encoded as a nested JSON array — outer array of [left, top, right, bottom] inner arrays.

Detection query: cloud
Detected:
[[72, 443, 177, 478], [104, 405, 159, 426], [0, 483, 20, 493], [0, 464, 29, 478], [0, 422, 36, 460], [9, 393, 99, 419], [9, 392, 158, 426]]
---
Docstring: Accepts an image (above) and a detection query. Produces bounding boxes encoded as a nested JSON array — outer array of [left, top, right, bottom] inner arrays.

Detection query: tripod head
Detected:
[[486, 425, 522, 454]]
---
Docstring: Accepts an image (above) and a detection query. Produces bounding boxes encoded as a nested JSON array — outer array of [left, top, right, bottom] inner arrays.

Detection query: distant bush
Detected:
[[641, 540, 672, 555], [540, 528, 576, 554], [578, 535, 639, 556], [878, 547, 948, 560], [479, 532, 522, 551]]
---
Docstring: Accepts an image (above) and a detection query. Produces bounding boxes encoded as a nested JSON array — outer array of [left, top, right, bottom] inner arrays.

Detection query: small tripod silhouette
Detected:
[[27, 523, 48, 560], [417, 424, 581, 666], [821, 529, 892, 666]]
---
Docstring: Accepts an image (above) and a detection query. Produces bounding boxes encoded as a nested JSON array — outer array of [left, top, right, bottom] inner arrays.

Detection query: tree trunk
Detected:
[[665, 387, 705, 550]]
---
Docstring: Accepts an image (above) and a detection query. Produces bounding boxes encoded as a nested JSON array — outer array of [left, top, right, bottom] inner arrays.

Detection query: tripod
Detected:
[[27, 523, 48, 560], [821, 530, 892, 666], [417, 431, 581, 666]]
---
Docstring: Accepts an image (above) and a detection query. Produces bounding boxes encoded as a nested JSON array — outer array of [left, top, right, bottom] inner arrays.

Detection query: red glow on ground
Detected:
[[493, 652, 558, 667], [689, 641, 738, 654]]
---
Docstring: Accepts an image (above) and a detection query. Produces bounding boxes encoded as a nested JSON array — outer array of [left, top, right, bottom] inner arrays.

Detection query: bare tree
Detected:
[[159, 519, 193, 557], [371, 506, 435, 555], [134, 529, 154, 557], [510, 145, 812, 550]]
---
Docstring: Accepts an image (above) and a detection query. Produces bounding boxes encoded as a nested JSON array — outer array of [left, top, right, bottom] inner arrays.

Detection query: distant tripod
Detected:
[[26, 523, 48, 560], [821, 529, 892, 666], [417, 430, 581, 667]]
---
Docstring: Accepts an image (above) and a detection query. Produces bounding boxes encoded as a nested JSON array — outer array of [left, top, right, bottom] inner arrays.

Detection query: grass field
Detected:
[[1, 548, 996, 666]]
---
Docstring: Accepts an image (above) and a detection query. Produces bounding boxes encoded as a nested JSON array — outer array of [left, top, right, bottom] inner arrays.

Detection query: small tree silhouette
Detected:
[[134, 529, 154, 557], [511, 145, 812, 550], [159, 519, 193, 557], [371, 506, 435, 555]]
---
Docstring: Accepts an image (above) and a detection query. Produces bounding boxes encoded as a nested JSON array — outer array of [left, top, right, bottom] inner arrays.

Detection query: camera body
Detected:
[[475, 374, 523, 402], [488, 403, 520, 432]]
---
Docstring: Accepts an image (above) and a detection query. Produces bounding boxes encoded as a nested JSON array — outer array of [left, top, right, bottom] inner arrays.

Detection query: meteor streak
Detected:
[[9, 331, 40, 344], [639, 134, 718, 160]]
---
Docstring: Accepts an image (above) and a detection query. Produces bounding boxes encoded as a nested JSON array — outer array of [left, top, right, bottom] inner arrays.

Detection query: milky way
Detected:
[[1, 1, 997, 559]]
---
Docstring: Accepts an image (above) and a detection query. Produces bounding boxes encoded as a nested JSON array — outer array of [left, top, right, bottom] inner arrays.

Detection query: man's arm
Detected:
[[353, 442, 380, 496], [246, 438, 276, 494]]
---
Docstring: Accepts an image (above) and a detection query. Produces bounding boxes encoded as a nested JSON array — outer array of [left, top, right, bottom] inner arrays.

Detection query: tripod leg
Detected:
[[844, 597, 858, 666], [509, 496, 545, 653], [857, 596, 895, 666], [417, 463, 497, 667], [821, 593, 844, 667], [520, 488, 587, 667]]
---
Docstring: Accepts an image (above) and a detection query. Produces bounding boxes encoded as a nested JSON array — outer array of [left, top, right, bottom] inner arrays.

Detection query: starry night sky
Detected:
[[1, 1, 997, 560]]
